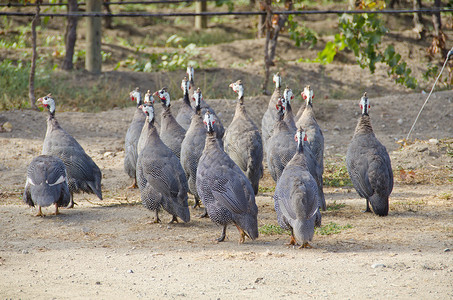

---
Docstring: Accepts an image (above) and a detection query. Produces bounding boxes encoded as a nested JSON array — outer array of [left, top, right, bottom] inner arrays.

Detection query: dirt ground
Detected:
[[0, 86, 452, 298]]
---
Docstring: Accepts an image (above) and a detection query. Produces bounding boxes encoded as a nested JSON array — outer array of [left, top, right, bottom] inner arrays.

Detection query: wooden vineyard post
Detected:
[[195, 0, 207, 29], [86, 0, 102, 74]]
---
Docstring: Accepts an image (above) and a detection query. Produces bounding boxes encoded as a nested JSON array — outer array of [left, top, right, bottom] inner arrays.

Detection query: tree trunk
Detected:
[[103, 0, 113, 29], [257, 1, 266, 38], [29, 1, 41, 110], [261, 0, 272, 94], [261, 0, 293, 94], [195, 0, 207, 29], [432, 0, 442, 37], [412, 0, 424, 39], [62, 0, 78, 70], [85, 0, 102, 74]]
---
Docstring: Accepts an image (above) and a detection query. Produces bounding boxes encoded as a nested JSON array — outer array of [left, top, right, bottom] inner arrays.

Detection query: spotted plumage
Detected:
[[124, 87, 146, 188], [346, 93, 393, 216], [273, 129, 320, 248], [261, 73, 282, 151], [38, 94, 102, 208], [196, 112, 258, 243], [24, 155, 71, 216], [136, 103, 190, 223], [224, 80, 263, 195]]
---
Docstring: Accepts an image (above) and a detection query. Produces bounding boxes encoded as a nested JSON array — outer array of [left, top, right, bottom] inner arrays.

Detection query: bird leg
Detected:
[[286, 235, 297, 246], [35, 206, 45, 217], [67, 193, 76, 209], [216, 225, 227, 242], [362, 199, 372, 213], [299, 242, 313, 249], [198, 208, 208, 218], [192, 197, 201, 209], [52, 203, 61, 215], [154, 210, 161, 223], [169, 215, 179, 224], [234, 224, 247, 244], [127, 178, 138, 189]]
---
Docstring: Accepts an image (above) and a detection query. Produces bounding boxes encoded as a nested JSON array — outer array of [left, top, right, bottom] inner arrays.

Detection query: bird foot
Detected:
[[192, 201, 200, 209], [285, 235, 297, 246], [169, 216, 179, 224], [66, 201, 77, 209], [35, 212, 45, 217], [127, 182, 138, 189], [362, 208, 372, 213], [197, 209, 208, 218], [299, 242, 313, 249]]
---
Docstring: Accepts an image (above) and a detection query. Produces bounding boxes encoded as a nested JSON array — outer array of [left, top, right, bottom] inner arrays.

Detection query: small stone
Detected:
[[334, 125, 340, 131], [371, 263, 386, 269], [444, 248, 451, 252], [95, 281, 101, 285], [103, 151, 114, 157], [127, 269, 134, 273], [2, 122, 12, 132], [428, 138, 439, 145], [82, 227, 90, 234], [21, 249, 29, 254], [397, 118, 404, 125], [167, 225, 172, 230]]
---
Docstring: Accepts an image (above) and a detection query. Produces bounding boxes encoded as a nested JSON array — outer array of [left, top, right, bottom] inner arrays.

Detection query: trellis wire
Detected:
[[1, 8, 453, 17], [406, 47, 453, 140]]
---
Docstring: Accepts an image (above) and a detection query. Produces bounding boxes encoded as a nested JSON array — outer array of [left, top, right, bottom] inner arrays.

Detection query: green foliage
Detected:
[[305, 7, 416, 89], [258, 185, 276, 193], [215, 0, 234, 11], [327, 201, 346, 211], [315, 222, 353, 235], [259, 224, 289, 235], [323, 161, 352, 187], [287, 15, 318, 49]]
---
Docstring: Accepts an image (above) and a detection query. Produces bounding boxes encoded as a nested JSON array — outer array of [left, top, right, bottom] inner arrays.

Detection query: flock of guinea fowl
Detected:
[[22, 66, 394, 248]]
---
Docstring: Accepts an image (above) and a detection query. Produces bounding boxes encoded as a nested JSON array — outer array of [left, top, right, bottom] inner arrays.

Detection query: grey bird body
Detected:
[[24, 155, 71, 215], [40, 97, 102, 208], [180, 112, 206, 207], [296, 87, 324, 172], [273, 130, 320, 248], [124, 105, 146, 185], [346, 115, 393, 216], [261, 78, 282, 151], [224, 81, 263, 195], [136, 107, 190, 223], [175, 87, 194, 131], [197, 113, 259, 243]]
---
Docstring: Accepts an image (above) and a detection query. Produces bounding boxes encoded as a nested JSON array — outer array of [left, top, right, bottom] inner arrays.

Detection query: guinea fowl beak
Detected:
[[36, 98, 43, 106]]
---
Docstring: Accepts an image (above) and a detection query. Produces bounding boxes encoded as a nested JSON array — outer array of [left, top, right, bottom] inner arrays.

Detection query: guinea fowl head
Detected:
[[283, 86, 294, 105], [181, 77, 190, 94], [144, 90, 155, 104], [192, 87, 203, 113], [359, 92, 370, 116], [154, 87, 170, 107], [186, 66, 194, 86], [140, 103, 155, 123], [273, 73, 282, 89], [295, 127, 308, 152], [203, 111, 215, 134], [37, 93, 56, 115], [301, 85, 314, 106], [129, 87, 142, 106], [229, 80, 244, 100]]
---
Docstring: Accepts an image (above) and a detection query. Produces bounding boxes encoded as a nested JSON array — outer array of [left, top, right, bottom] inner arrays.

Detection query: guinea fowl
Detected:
[[154, 87, 186, 159], [261, 73, 282, 150], [283, 87, 297, 133], [224, 80, 263, 195], [186, 66, 225, 142], [346, 93, 393, 216], [180, 88, 209, 210], [175, 77, 194, 131], [137, 90, 156, 157], [23, 155, 71, 216], [296, 85, 324, 172], [196, 112, 259, 243], [38, 94, 102, 208], [124, 87, 146, 188], [266, 96, 296, 183], [273, 128, 320, 248], [136, 103, 190, 223]]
